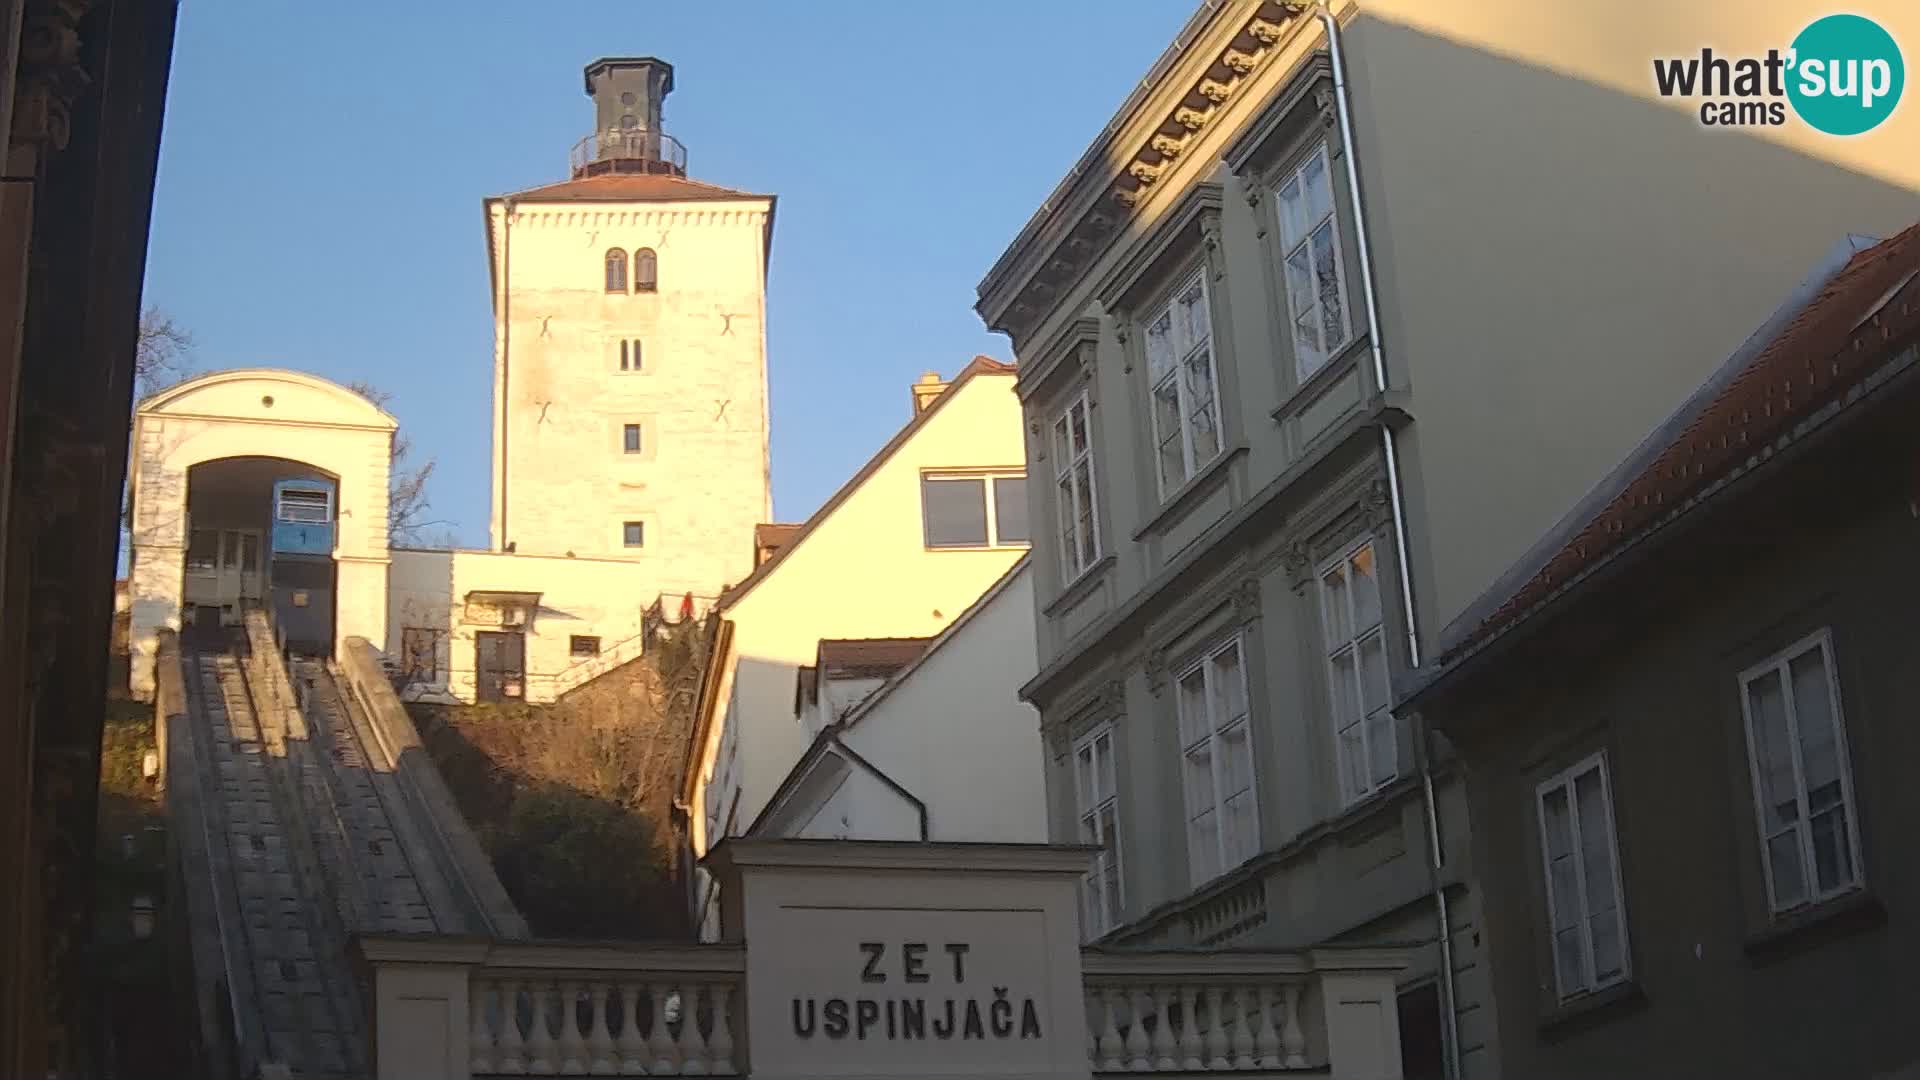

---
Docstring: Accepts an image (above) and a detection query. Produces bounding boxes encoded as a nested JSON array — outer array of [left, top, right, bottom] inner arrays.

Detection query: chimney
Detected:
[[911, 371, 949, 415]]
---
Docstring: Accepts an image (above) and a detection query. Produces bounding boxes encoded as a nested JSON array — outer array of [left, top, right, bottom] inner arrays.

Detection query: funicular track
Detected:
[[178, 630, 366, 1079], [164, 608, 528, 1080]]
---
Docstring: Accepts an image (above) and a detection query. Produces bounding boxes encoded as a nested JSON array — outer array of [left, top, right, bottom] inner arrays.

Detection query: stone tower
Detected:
[[483, 57, 774, 599]]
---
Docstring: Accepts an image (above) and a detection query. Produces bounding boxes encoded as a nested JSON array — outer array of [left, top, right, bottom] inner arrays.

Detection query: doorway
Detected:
[[182, 527, 263, 621], [475, 630, 526, 703]]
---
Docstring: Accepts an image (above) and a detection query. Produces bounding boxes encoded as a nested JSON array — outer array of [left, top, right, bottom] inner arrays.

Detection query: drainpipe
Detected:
[[1318, 6, 1462, 1079]]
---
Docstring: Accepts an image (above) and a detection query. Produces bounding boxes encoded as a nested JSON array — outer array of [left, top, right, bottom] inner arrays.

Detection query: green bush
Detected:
[[492, 781, 674, 938]]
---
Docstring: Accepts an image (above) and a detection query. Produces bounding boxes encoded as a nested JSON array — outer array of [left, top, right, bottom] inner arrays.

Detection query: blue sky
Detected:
[[143, 3, 1193, 544]]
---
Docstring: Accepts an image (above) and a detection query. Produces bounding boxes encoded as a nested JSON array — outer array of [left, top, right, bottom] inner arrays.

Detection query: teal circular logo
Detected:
[[1787, 14, 1904, 135]]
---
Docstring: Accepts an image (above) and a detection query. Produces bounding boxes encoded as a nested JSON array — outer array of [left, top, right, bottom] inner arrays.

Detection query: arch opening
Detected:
[[182, 455, 341, 656]]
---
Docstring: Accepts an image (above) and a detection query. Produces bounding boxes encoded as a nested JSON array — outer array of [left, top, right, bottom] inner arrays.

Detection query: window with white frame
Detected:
[[1144, 271, 1223, 497], [1175, 636, 1258, 886], [1535, 752, 1630, 1002], [1274, 144, 1353, 382], [1738, 631, 1863, 914], [1052, 392, 1101, 581], [1073, 724, 1123, 937], [921, 471, 1029, 549], [1318, 539, 1395, 804]]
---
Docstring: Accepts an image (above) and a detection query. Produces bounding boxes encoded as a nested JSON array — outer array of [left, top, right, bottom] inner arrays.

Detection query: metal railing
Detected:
[[570, 128, 688, 177]]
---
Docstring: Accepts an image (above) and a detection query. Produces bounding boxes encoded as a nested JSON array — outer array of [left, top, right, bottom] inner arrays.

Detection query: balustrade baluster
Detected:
[[1279, 984, 1308, 1068], [1149, 986, 1177, 1070], [1097, 988, 1125, 1071], [1252, 986, 1281, 1068], [1205, 987, 1230, 1069], [497, 979, 528, 1075], [471, 981, 495, 1074], [587, 982, 616, 1074], [527, 980, 558, 1075], [649, 984, 678, 1074], [678, 985, 710, 1076], [1228, 987, 1255, 1068], [558, 980, 588, 1074], [614, 982, 648, 1076], [1122, 987, 1151, 1070], [709, 984, 737, 1075], [1178, 986, 1203, 1070]]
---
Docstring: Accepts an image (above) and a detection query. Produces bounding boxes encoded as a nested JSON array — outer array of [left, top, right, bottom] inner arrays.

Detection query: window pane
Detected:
[[1302, 150, 1334, 228], [1218, 720, 1253, 803], [1069, 399, 1090, 456], [1328, 649, 1358, 728], [1321, 564, 1352, 644], [1745, 669, 1801, 838], [1178, 277, 1210, 350], [187, 529, 218, 569], [1359, 631, 1390, 716], [1277, 176, 1308, 244], [623, 521, 645, 547], [238, 532, 260, 573], [1788, 648, 1843, 813], [623, 424, 642, 453], [1349, 544, 1382, 630], [1285, 246, 1318, 331], [1767, 828, 1807, 908], [1338, 720, 1368, 801], [1810, 806, 1852, 896], [992, 476, 1029, 544], [1184, 746, 1217, 824], [1075, 745, 1094, 808], [1154, 383, 1186, 491], [1053, 415, 1072, 473], [1177, 668, 1209, 749], [922, 477, 987, 547], [1588, 907, 1624, 982], [1541, 784, 1581, 994], [1146, 311, 1176, 379], [1313, 220, 1347, 350], [1188, 807, 1220, 884], [1574, 768, 1616, 922], [1057, 476, 1080, 575], [1212, 643, 1247, 726], [1553, 927, 1586, 999], [1073, 461, 1097, 562], [1184, 351, 1221, 464]]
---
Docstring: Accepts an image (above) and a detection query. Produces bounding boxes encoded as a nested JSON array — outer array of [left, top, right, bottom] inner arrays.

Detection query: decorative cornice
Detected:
[[1232, 576, 1263, 625], [977, 1, 1309, 347], [1281, 539, 1314, 589], [13, 0, 94, 153], [1200, 208, 1226, 283], [1143, 649, 1169, 696]]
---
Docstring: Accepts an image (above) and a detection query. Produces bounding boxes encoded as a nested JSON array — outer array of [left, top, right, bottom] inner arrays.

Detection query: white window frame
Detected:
[[1535, 751, 1631, 1003], [1174, 635, 1259, 887], [1072, 723, 1123, 939], [1317, 537, 1397, 806], [1737, 629, 1865, 915], [1143, 270, 1224, 499], [1273, 142, 1354, 382], [1052, 391, 1102, 583], [920, 469, 1030, 549]]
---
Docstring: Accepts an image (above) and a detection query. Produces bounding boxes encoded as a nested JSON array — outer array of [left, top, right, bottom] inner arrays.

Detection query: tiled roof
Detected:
[[716, 356, 1017, 610], [1444, 223, 1920, 662], [497, 173, 765, 203], [754, 523, 803, 553], [817, 638, 934, 679]]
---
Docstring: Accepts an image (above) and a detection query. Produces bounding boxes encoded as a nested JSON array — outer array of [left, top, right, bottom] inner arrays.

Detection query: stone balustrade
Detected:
[[1080, 951, 1326, 1073], [357, 935, 1408, 1080]]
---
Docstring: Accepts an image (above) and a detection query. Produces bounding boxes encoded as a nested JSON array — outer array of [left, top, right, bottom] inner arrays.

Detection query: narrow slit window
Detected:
[[623, 424, 643, 454], [621, 338, 643, 372]]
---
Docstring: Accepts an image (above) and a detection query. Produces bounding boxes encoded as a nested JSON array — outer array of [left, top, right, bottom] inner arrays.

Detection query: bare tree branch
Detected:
[[134, 307, 194, 395]]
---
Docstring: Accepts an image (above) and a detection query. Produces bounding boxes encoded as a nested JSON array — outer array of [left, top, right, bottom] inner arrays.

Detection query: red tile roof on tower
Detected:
[[1439, 223, 1920, 664], [498, 173, 766, 203]]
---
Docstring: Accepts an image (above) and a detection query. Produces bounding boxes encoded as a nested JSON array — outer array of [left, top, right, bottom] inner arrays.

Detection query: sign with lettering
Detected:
[[789, 938, 1045, 1045], [709, 841, 1093, 1080]]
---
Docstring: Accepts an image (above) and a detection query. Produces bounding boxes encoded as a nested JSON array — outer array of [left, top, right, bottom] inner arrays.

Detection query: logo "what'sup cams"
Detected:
[[1653, 14, 1904, 135]]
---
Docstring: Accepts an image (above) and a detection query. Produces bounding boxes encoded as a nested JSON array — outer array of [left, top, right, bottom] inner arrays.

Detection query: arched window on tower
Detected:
[[604, 248, 628, 293], [634, 248, 658, 293]]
